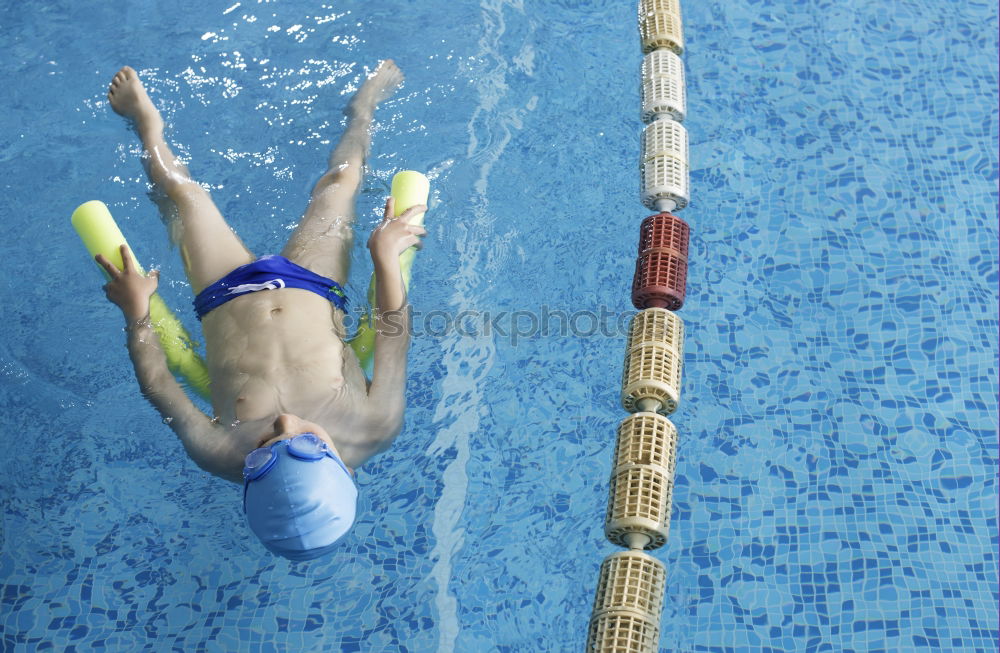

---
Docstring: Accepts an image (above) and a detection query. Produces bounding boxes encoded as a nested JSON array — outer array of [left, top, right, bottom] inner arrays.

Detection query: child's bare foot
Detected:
[[346, 60, 404, 120], [107, 66, 164, 138]]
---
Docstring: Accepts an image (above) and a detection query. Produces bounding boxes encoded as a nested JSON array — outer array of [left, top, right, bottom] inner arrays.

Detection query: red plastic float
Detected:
[[631, 212, 689, 311]]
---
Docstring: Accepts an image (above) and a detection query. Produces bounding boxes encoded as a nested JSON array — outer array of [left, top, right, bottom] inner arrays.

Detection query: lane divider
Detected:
[[587, 0, 692, 650]]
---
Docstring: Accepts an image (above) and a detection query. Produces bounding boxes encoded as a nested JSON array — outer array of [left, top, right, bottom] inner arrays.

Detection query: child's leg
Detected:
[[280, 61, 403, 286], [108, 66, 254, 294]]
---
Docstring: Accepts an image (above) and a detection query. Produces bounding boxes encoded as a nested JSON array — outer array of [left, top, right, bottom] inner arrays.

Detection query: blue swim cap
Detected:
[[244, 440, 358, 561]]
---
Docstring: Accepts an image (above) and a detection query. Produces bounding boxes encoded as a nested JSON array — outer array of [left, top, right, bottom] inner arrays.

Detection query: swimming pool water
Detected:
[[0, 0, 997, 651]]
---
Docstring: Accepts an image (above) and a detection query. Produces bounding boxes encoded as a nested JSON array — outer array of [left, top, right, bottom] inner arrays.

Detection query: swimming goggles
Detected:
[[242, 433, 352, 512]]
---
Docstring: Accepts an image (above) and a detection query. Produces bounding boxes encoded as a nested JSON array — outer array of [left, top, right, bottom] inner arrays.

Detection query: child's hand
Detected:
[[367, 197, 427, 263], [94, 244, 160, 322]]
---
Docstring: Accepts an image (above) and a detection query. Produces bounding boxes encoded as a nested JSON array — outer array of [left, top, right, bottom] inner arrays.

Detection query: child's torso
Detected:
[[199, 287, 368, 452]]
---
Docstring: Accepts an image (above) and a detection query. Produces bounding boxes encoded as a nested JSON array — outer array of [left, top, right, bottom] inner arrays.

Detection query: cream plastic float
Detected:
[[641, 48, 686, 123], [621, 308, 684, 415], [640, 118, 690, 213], [587, 550, 667, 652], [604, 411, 678, 551], [638, 0, 684, 55]]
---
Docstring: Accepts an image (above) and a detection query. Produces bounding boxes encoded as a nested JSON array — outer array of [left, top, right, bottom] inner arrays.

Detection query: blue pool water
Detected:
[[1, 0, 997, 651]]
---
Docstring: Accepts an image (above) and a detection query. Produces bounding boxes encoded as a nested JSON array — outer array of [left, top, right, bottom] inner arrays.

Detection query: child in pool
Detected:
[[96, 63, 427, 560]]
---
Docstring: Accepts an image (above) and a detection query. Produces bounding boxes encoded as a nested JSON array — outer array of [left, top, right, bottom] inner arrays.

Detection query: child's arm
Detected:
[[96, 246, 233, 479], [363, 198, 427, 447], [125, 316, 233, 478]]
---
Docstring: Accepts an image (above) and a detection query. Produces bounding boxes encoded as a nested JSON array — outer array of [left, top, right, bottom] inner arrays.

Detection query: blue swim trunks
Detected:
[[193, 255, 347, 320]]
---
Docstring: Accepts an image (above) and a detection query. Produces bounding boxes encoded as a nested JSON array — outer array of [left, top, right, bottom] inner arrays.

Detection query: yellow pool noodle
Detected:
[[350, 171, 430, 376], [71, 200, 212, 400]]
